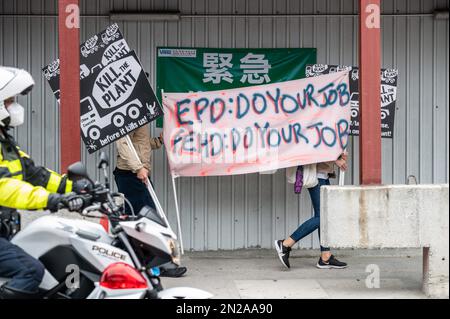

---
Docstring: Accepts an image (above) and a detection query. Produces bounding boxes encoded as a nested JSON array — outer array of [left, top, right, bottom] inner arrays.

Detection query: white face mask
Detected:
[[0, 101, 9, 127], [6, 102, 25, 127]]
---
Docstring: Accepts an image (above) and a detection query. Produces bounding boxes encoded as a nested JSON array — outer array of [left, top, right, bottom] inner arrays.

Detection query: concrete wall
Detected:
[[321, 184, 449, 298], [1, 0, 449, 250]]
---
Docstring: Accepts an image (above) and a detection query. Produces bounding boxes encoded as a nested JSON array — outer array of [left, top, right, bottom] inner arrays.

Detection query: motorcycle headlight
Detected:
[[168, 239, 181, 266]]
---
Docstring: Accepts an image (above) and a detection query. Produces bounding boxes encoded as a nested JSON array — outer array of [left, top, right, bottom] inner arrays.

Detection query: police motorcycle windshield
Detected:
[[138, 206, 167, 228]]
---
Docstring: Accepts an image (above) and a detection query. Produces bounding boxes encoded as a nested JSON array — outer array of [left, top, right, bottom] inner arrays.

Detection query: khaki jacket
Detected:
[[317, 161, 337, 178], [316, 161, 335, 174], [115, 125, 163, 173]]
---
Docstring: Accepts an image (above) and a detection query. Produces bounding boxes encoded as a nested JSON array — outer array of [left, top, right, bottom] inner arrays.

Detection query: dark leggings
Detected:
[[113, 168, 156, 215]]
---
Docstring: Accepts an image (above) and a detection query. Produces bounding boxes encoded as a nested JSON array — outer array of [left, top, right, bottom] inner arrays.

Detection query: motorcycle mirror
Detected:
[[68, 162, 91, 182], [98, 151, 110, 169]]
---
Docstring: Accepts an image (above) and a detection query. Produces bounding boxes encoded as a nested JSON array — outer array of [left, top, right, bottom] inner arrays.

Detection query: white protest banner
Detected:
[[163, 71, 351, 177]]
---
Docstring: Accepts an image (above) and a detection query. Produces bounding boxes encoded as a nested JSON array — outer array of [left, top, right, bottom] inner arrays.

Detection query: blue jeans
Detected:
[[0, 238, 45, 293], [290, 178, 331, 252], [114, 168, 156, 215]]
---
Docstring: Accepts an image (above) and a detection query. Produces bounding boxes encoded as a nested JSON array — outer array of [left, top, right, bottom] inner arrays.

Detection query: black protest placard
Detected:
[[306, 64, 398, 138], [42, 23, 131, 102], [80, 50, 163, 153]]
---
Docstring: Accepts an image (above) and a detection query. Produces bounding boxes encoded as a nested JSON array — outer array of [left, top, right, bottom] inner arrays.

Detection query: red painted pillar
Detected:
[[58, 0, 80, 172], [359, 0, 382, 185]]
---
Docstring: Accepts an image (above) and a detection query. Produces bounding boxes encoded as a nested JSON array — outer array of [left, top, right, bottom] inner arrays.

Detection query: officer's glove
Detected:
[[71, 178, 93, 195], [47, 193, 86, 212]]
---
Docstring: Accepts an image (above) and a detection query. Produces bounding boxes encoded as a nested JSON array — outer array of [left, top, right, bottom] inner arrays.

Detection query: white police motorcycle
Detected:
[[2, 153, 212, 299]]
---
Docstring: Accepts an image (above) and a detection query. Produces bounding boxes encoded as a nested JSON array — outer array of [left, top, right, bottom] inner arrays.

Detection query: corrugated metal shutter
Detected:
[[1, 0, 448, 250]]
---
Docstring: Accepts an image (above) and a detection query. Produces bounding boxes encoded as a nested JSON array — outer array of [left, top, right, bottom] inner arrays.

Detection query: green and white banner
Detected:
[[156, 47, 316, 126]]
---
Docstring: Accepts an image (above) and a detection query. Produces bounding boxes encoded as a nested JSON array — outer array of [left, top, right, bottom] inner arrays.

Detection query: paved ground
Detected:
[[163, 249, 426, 299], [21, 212, 427, 299]]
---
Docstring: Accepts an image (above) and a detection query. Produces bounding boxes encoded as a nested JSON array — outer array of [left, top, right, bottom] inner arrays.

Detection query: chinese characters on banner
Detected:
[[202, 52, 272, 84], [162, 71, 351, 177], [156, 47, 317, 127], [203, 53, 234, 84]]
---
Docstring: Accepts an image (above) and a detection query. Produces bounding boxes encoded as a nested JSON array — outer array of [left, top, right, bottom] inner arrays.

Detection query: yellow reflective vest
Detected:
[[0, 128, 72, 210]]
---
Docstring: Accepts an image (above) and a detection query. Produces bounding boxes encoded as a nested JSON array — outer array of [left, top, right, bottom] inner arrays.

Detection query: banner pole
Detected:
[[160, 89, 166, 114], [124, 135, 173, 233], [339, 169, 345, 186], [160, 90, 184, 253], [170, 174, 184, 254], [339, 148, 348, 186]]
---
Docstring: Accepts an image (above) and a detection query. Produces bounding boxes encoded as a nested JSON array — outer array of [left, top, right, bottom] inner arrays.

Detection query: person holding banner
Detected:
[[113, 124, 187, 278], [275, 154, 348, 270], [114, 124, 163, 212]]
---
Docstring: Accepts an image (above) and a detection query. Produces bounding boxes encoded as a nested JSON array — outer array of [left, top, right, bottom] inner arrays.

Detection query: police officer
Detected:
[[0, 66, 86, 299]]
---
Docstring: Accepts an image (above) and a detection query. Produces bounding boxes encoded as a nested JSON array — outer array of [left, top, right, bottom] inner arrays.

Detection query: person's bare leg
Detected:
[[321, 251, 331, 261], [284, 238, 332, 260], [282, 237, 296, 248]]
